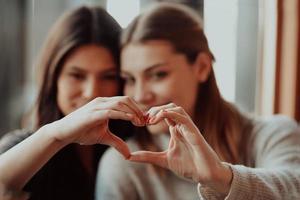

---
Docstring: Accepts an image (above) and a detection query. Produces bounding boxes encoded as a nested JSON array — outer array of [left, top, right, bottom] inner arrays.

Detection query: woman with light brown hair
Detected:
[[97, 3, 300, 199]]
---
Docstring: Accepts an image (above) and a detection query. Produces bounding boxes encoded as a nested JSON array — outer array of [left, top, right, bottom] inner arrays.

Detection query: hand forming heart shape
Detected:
[[52, 97, 232, 193]]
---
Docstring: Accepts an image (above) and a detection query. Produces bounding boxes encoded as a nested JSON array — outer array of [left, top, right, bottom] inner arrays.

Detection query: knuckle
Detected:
[[177, 106, 183, 111], [123, 96, 131, 102], [115, 101, 123, 107], [94, 97, 103, 103], [169, 103, 177, 107], [104, 110, 112, 116]]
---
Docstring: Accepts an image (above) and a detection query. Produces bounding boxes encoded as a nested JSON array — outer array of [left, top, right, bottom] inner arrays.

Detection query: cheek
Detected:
[[56, 77, 79, 114], [156, 79, 179, 100], [123, 85, 133, 97], [57, 78, 78, 99], [163, 77, 198, 115], [176, 84, 198, 116]]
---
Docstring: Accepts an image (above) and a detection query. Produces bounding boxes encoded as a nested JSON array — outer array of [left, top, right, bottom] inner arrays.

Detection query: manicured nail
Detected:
[[143, 113, 149, 124]]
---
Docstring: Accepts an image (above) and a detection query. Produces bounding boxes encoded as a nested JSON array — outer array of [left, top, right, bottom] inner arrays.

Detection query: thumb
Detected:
[[102, 131, 131, 159], [129, 151, 168, 168]]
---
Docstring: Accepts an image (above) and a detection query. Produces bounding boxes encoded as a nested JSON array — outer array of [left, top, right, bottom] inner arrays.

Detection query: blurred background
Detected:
[[0, 0, 299, 136]]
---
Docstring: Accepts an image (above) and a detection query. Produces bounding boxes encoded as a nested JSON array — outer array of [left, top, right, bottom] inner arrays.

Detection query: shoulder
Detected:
[[254, 114, 297, 129], [251, 115, 298, 141], [249, 115, 300, 166], [0, 129, 32, 154]]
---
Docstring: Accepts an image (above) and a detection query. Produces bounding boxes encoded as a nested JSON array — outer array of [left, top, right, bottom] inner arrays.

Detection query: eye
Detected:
[[68, 72, 85, 81], [149, 71, 168, 80]]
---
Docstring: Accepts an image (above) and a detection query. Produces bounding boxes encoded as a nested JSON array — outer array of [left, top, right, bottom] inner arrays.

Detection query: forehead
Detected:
[[121, 40, 176, 72], [64, 44, 116, 72]]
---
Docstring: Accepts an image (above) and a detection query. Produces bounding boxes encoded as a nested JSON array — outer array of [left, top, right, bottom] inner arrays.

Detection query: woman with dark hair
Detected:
[[0, 5, 141, 200], [97, 3, 300, 200], [0, 95, 143, 200]]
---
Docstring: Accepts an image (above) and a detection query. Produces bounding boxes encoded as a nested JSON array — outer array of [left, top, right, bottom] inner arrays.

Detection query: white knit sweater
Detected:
[[198, 115, 300, 199], [97, 115, 300, 200]]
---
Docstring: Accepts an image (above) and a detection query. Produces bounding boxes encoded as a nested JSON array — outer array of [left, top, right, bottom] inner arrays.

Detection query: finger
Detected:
[[158, 110, 203, 145], [151, 110, 188, 125], [103, 132, 131, 159], [147, 103, 177, 118], [107, 96, 144, 118], [165, 106, 188, 116], [129, 151, 168, 168], [164, 118, 175, 127], [121, 96, 144, 119], [93, 109, 135, 123], [169, 125, 183, 141], [93, 96, 144, 124], [113, 97, 145, 125], [97, 110, 144, 127]]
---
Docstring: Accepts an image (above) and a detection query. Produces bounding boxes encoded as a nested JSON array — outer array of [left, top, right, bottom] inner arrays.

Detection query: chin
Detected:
[[146, 121, 169, 135]]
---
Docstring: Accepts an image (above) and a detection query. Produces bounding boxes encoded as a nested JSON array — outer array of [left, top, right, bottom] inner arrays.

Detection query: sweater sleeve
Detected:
[[95, 147, 138, 200], [198, 115, 300, 200]]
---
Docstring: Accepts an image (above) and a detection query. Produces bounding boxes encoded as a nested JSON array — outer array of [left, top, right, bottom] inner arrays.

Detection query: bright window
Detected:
[[107, 0, 140, 28]]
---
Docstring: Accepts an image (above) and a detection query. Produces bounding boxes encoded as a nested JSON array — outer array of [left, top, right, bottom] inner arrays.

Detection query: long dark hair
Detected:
[[21, 6, 133, 200], [31, 6, 121, 129], [122, 3, 252, 164]]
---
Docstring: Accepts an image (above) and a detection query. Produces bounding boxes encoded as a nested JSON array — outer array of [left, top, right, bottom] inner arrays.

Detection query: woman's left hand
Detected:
[[129, 103, 233, 195]]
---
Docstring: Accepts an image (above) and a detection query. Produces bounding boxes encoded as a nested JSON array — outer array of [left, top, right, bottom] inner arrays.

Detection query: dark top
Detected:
[[0, 120, 133, 200]]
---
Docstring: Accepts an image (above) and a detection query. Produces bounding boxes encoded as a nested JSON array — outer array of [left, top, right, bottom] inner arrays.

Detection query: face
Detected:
[[57, 44, 118, 115], [121, 40, 201, 135]]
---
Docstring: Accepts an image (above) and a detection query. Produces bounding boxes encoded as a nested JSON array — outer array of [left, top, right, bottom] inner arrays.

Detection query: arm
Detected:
[[199, 116, 300, 199], [0, 130, 32, 154], [130, 104, 300, 199], [130, 103, 233, 196], [0, 96, 145, 196], [0, 124, 64, 191]]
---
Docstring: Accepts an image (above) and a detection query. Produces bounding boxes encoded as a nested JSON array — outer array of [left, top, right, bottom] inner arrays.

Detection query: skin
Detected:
[[0, 44, 147, 197], [0, 96, 145, 195], [57, 44, 119, 115], [121, 40, 233, 196], [56, 44, 121, 173], [121, 40, 203, 135]]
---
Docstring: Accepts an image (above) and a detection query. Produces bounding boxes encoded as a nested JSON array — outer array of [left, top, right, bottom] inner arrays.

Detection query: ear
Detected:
[[193, 52, 212, 82]]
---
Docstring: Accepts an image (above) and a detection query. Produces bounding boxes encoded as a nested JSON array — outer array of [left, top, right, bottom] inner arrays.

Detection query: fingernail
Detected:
[[143, 113, 149, 124], [148, 116, 155, 124]]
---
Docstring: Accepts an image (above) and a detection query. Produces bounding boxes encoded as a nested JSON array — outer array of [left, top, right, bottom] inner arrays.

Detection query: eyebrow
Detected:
[[144, 62, 169, 74], [122, 62, 169, 76], [68, 66, 117, 74]]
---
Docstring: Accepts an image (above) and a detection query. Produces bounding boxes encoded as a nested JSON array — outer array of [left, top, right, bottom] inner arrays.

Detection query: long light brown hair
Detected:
[[122, 3, 252, 164], [27, 6, 122, 130]]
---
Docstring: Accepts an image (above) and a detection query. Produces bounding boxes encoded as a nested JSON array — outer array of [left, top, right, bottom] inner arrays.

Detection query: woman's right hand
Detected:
[[50, 96, 145, 159]]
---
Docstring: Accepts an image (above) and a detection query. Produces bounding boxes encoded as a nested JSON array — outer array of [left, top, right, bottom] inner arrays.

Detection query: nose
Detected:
[[82, 78, 100, 101], [132, 80, 154, 105]]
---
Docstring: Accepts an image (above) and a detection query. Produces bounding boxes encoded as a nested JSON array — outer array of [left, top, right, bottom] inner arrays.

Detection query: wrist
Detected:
[[201, 162, 233, 196], [39, 122, 68, 149]]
